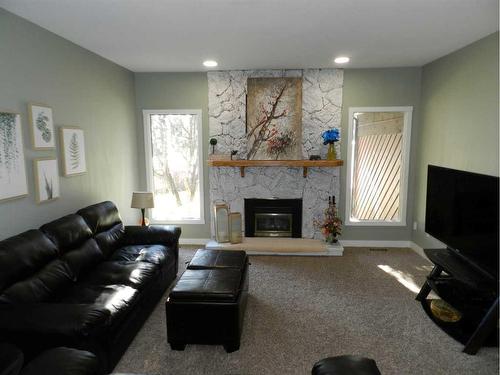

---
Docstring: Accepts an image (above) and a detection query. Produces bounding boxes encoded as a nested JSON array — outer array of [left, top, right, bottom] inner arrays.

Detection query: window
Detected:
[[345, 107, 412, 226], [143, 109, 204, 224]]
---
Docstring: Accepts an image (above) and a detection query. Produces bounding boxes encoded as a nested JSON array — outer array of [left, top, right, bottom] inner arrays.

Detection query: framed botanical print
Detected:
[[28, 103, 55, 150], [33, 158, 60, 203], [0, 111, 28, 202], [60, 126, 87, 176]]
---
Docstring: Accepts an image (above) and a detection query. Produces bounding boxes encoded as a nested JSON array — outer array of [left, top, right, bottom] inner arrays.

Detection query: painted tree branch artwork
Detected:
[[29, 104, 55, 149], [0, 112, 28, 202], [60, 127, 87, 176], [246, 77, 302, 160]]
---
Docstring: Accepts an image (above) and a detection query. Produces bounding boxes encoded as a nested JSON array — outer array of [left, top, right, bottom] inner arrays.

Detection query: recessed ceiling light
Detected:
[[334, 56, 350, 64], [203, 60, 218, 68]]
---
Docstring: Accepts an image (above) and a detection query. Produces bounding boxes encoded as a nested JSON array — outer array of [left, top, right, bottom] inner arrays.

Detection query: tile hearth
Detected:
[[205, 237, 343, 256]]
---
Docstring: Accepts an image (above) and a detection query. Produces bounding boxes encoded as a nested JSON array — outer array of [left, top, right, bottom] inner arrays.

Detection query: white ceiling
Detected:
[[1, 0, 498, 72]]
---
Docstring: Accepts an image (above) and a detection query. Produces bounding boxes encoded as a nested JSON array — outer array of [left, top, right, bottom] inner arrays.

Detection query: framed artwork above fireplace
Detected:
[[246, 77, 302, 160]]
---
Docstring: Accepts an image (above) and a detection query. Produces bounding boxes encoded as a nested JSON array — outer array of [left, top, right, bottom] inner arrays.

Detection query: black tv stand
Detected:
[[416, 248, 498, 354]]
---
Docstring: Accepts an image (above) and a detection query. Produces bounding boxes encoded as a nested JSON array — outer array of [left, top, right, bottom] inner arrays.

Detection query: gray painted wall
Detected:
[[134, 73, 211, 239], [412, 32, 499, 248], [134, 68, 423, 240], [0, 9, 139, 239], [2, 11, 496, 245], [339, 68, 422, 241]]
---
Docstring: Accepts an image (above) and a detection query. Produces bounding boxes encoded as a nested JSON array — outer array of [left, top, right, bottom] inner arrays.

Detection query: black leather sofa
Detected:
[[0, 342, 151, 375], [0, 201, 180, 373], [0, 342, 100, 375]]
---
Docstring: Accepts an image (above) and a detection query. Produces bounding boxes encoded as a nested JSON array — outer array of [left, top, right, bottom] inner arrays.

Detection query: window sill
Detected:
[[345, 220, 407, 227]]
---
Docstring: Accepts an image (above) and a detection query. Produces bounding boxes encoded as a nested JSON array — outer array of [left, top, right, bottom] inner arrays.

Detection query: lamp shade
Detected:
[[131, 192, 155, 209]]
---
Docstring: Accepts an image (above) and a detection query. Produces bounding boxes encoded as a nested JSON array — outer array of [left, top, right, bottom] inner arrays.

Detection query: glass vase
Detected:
[[327, 143, 336, 160]]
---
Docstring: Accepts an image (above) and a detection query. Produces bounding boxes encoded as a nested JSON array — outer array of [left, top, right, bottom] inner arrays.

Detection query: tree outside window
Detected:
[[144, 110, 204, 224]]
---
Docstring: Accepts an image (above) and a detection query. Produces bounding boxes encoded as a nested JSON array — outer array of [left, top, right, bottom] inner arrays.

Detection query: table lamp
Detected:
[[131, 191, 154, 226]]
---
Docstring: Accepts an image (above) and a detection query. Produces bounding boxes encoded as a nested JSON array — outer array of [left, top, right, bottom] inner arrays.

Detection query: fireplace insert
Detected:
[[244, 198, 302, 238]]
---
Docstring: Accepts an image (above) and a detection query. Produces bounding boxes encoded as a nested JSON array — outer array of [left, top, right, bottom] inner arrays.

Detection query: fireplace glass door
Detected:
[[254, 213, 293, 237]]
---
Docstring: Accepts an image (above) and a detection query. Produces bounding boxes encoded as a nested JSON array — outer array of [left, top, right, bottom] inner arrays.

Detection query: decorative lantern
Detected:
[[214, 201, 230, 243], [229, 212, 243, 244]]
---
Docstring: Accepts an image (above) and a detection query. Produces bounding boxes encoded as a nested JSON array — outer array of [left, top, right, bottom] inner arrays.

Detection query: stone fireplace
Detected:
[[208, 69, 344, 239], [245, 198, 302, 238]]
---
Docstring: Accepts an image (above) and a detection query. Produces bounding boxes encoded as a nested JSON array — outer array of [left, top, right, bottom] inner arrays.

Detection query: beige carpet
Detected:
[[115, 247, 499, 375]]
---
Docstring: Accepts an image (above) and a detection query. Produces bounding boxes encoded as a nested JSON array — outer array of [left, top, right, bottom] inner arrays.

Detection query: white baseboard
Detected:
[[179, 238, 430, 262], [179, 238, 211, 245], [340, 240, 412, 248], [340, 239, 431, 261]]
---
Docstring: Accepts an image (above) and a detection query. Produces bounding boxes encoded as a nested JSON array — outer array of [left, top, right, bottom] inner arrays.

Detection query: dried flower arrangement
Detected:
[[314, 195, 342, 243]]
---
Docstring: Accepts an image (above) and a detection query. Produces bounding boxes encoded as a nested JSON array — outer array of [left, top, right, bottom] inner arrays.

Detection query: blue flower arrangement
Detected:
[[322, 128, 340, 145]]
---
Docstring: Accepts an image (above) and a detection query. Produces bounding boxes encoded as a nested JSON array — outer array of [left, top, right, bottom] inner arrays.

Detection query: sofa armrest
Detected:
[[123, 225, 181, 248], [0, 304, 110, 339]]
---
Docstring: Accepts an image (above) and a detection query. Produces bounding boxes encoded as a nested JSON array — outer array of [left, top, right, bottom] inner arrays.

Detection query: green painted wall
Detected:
[[134, 73, 211, 239], [2, 10, 495, 245], [412, 32, 499, 248], [339, 68, 422, 241], [0, 9, 139, 239], [134, 69, 423, 240]]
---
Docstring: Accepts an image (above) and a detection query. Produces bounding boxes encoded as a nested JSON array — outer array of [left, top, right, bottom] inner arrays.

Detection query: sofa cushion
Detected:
[[20, 347, 100, 375], [94, 223, 125, 258], [61, 239, 104, 280], [0, 230, 58, 292], [40, 214, 93, 252], [110, 244, 173, 266], [78, 202, 125, 258], [81, 261, 158, 290], [0, 303, 111, 338], [61, 284, 139, 326], [0, 259, 74, 303], [77, 201, 123, 234]]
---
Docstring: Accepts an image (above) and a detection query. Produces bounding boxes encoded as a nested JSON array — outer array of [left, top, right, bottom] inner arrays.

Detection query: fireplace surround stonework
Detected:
[[208, 69, 343, 239]]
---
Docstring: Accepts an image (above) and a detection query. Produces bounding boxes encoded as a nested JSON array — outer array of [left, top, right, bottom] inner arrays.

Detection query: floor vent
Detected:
[[369, 248, 388, 252]]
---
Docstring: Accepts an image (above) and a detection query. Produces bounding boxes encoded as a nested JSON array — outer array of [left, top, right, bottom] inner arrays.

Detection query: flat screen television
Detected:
[[425, 165, 499, 279]]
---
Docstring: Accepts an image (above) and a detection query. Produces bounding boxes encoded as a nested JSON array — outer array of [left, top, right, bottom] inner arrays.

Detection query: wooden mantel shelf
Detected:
[[207, 159, 343, 178]]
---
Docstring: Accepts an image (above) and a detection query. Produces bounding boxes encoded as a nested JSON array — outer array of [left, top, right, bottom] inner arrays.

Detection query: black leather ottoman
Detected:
[[166, 249, 249, 353], [187, 249, 249, 270], [312, 355, 381, 375]]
